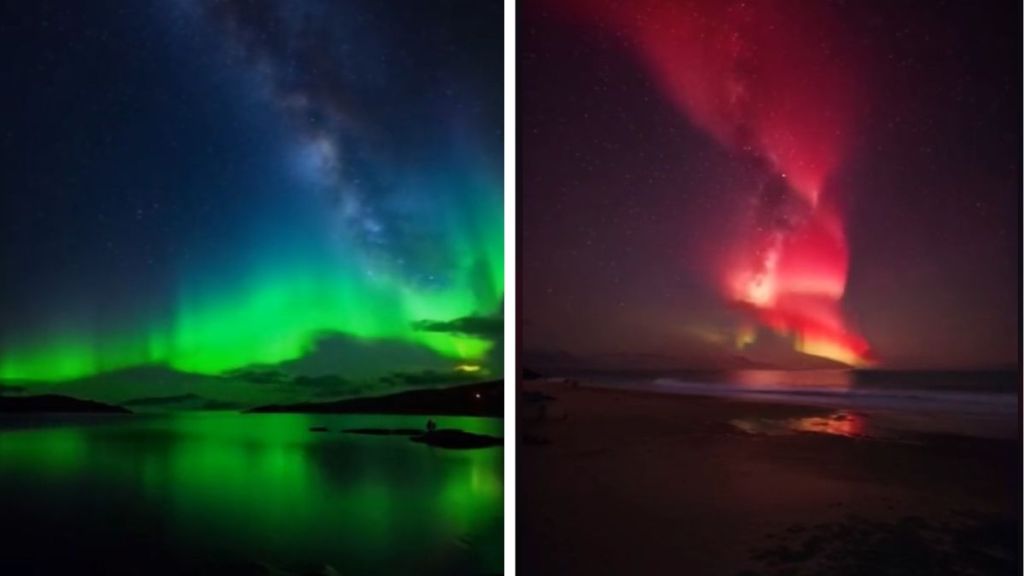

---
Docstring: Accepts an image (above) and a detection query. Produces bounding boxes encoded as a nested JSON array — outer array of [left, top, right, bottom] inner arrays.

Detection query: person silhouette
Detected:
[[426, 419, 437, 434]]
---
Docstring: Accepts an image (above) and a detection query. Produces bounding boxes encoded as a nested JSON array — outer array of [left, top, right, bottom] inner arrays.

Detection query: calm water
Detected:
[[0, 412, 503, 575]]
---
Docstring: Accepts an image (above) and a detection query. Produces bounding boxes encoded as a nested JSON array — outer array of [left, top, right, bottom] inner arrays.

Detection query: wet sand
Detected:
[[518, 381, 1019, 576]]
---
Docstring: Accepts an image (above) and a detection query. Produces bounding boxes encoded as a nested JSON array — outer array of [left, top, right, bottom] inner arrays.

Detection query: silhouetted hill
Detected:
[[0, 394, 131, 414], [249, 380, 502, 417]]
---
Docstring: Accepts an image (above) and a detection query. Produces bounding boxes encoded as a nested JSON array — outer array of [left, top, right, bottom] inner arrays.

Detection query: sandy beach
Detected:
[[518, 381, 1019, 575]]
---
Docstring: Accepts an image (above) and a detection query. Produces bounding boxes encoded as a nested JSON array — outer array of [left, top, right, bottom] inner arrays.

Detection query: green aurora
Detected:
[[0, 1, 504, 391], [0, 190, 502, 382]]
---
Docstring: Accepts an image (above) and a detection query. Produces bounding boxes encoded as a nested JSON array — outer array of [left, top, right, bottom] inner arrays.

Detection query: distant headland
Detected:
[[248, 380, 502, 417], [0, 394, 131, 414]]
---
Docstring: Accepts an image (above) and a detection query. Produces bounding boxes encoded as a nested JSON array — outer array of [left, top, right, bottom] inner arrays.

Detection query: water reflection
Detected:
[[0, 413, 502, 575], [728, 369, 853, 390], [731, 410, 868, 438], [788, 410, 866, 437]]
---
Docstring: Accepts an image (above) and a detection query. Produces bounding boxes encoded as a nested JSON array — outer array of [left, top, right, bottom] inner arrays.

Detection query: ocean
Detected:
[[569, 369, 1019, 440]]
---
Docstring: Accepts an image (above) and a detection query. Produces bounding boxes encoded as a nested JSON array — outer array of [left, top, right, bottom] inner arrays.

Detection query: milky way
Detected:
[[0, 1, 503, 385]]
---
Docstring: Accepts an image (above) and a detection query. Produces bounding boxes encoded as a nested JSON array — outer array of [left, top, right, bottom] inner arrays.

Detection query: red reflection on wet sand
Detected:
[[789, 410, 866, 438], [730, 409, 869, 437]]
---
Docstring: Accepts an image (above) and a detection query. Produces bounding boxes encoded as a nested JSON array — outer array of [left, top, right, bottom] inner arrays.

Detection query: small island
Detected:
[[344, 426, 503, 449], [409, 429, 503, 449]]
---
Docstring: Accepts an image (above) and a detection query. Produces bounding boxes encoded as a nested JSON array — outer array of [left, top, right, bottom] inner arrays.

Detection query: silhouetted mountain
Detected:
[[249, 380, 502, 417], [0, 394, 130, 414]]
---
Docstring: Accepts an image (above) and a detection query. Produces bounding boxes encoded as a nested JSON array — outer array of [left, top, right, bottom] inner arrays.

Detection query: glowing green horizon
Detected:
[[0, 179, 503, 383]]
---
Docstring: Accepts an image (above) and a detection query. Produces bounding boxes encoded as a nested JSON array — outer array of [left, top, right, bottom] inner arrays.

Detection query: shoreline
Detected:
[[519, 380, 1019, 575], [532, 377, 1018, 440]]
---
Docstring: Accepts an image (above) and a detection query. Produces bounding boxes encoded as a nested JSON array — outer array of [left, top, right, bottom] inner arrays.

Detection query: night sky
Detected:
[[0, 1, 503, 404], [522, 0, 1019, 371]]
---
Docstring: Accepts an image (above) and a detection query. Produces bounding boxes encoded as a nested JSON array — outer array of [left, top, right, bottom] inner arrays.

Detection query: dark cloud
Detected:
[[277, 331, 462, 378], [226, 368, 355, 399], [0, 384, 25, 396], [293, 374, 350, 390], [225, 368, 290, 385], [413, 306, 504, 374], [380, 369, 484, 388], [411, 313, 503, 338]]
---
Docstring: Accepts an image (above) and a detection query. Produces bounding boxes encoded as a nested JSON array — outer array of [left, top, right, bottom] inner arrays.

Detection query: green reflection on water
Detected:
[[0, 413, 502, 574]]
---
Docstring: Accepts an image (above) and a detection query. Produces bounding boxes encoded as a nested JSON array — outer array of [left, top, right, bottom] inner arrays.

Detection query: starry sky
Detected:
[[521, 0, 1019, 371], [0, 0, 503, 404]]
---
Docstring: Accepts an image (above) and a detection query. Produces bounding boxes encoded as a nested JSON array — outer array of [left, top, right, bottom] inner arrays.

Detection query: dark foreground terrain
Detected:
[[519, 381, 1019, 576], [0, 394, 130, 414]]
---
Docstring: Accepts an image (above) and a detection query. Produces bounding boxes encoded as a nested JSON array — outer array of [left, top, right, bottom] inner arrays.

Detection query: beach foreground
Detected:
[[519, 381, 1019, 576]]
